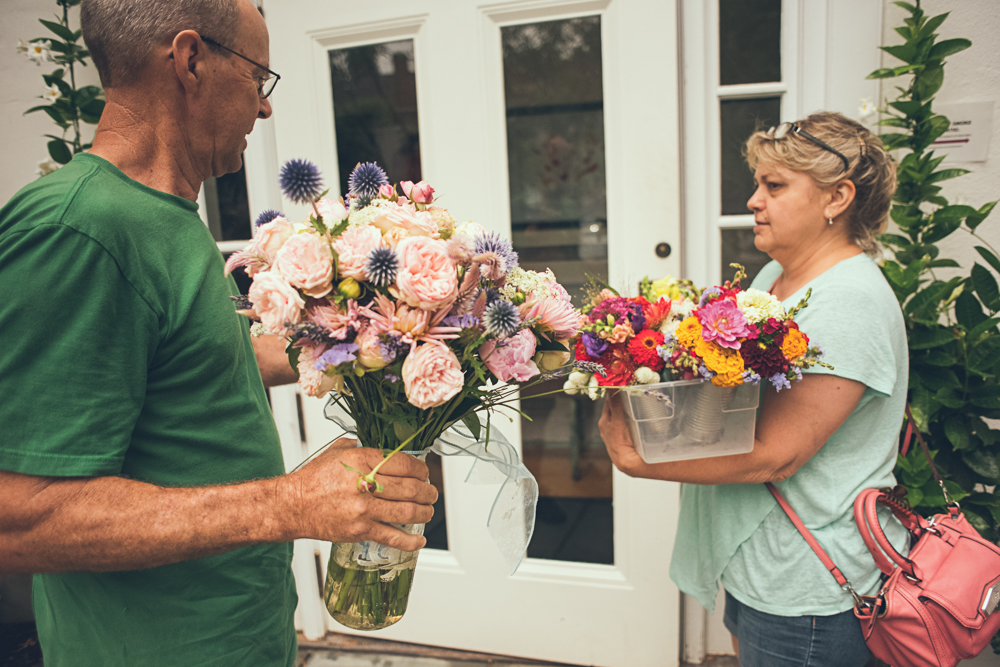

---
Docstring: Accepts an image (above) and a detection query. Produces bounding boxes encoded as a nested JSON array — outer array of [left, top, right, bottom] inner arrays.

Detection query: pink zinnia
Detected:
[[697, 298, 751, 349]]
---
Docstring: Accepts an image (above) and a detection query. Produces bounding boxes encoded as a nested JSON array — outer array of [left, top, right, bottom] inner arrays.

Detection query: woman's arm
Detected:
[[599, 374, 866, 484]]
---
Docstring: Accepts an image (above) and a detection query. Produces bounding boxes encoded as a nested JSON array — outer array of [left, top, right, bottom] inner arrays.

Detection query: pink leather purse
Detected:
[[765, 406, 1000, 667]]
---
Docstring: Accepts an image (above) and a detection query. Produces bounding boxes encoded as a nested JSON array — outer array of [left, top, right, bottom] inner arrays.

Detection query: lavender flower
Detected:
[[378, 332, 408, 363], [254, 209, 283, 228], [285, 321, 333, 344], [699, 286, 722, 307], [582, 331, 608, 358], [443, 313, 479, 329], [230, 294, 252, 310], [348, 162, 388, 207], [384, 373, 400, 383], [475, 232, 519, 272], [365, 245, 398, 286], [698, 365, 714, 380], [642, 388, 674, 406], [315, 343, 360, 371], [279, 159, 324, 204], [769, 372, 792, 392], [483, 300, 520, 338], [741, 369, 762, 385], [574, 360, 607, 376]]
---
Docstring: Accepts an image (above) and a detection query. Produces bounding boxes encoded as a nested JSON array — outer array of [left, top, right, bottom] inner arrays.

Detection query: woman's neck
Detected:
[[769, 237, 862, 301]]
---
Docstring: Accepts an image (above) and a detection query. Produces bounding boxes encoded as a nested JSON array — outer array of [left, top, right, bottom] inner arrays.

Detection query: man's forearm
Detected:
[[0, 470, 299, 573]]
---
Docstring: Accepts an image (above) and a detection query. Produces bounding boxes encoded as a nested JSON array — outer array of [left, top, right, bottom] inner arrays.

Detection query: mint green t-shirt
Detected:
[[670, 253, 909, 616], [0, 153, 297, 666]]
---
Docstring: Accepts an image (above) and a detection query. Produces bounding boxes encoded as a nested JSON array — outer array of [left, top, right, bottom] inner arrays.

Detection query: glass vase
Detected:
[[323, 450, 426, 631]]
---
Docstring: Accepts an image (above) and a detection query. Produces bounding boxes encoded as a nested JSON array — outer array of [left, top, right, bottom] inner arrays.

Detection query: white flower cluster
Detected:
[[563, 371, 603, 399], [500, 267, 559, 300], [18, 39, 53, 65], [346, 198, 390, 228], [659, 298, 697, 334], [736, 288, 784, 324]]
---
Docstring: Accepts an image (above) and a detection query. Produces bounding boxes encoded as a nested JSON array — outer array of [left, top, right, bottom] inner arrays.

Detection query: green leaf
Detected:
[[969, 317, 1000, 340], [868, 68, 898, 80], [961, 448, 1000, 483], [889, 100, 922, 116], [970, 337, 1000, 375], [39, 19, 75, 42], [932, 206, 978, 222], [905, 282, 952, 316], [893, 64, 923, 76], [910, 326, 956, 349], [972, 263, 1000, 312], [929, 38, 972, 60], [945, 415, 971, 450], [882, 43, 918, 64], [921, 349, 955, 366], [919, 12, 949, 37], [926, 168, 970, 183], [914, 64, 945, 99], [927, 259, 960, 268], [970, 386, 1000, 410], [921, 366, 961, 389], [893, 1, 917, 12], [975, 246, 1000, 276], [47, 139, 71, 165], [876, 117, 910, 129], [956, 291, 987, 330], [966, 201, 997, 231], [932, 387, 964, 409], [460, 412, 482, 441]]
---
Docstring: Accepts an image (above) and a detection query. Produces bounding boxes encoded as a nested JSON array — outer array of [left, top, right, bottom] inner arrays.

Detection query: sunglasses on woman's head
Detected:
[[766, 122, 850, 172]]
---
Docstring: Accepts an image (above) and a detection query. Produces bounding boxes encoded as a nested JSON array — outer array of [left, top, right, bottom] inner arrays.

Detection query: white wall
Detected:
[[1, 2, 100, 204], [880, 0, 1000, 270]]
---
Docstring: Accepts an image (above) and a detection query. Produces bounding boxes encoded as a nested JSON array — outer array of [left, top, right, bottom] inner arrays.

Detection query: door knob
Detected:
[[655, 242, 671, 258]]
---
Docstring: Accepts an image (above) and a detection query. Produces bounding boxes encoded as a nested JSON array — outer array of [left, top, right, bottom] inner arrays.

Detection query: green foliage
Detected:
[[871, 3, 1000, 555], [20, 0, 103, 170]]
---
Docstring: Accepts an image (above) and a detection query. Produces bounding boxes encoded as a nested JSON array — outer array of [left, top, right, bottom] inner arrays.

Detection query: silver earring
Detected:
[[827, 217, 834, 226]]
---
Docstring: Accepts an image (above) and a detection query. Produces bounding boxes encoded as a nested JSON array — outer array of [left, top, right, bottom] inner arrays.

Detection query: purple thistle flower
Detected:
[[483, 300, 520, 338], [443, 313, 479, 329], [230, 294, 253, 310], [348, 162, 389, 207], [474, 232, 519, 272], [365, 245, 398, 286], [574, 360, 606, 376], [279, 159, 324, 204], [285, 321, 336, 344], [315, 343, 360, 371], [582, 331, 608, 358], [769, 372, 792, 392], [254, 209, 283, 228]]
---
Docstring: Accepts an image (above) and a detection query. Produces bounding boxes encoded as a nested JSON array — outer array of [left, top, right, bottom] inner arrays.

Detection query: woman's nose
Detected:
[[747, 186, 763, 212]]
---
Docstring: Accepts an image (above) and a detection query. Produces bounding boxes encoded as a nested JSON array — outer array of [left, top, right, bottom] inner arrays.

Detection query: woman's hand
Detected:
[[599, 392, 652, 477]]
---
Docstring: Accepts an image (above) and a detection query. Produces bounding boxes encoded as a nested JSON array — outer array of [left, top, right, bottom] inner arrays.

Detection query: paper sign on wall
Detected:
[[930, 102, 994, 163]]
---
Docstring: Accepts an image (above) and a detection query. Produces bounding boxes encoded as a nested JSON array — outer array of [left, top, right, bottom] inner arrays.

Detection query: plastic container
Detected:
[[621, 379, 759, 463]]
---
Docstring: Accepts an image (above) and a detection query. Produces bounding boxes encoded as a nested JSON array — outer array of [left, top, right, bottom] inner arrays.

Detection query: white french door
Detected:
[[249, 1, 684, 665]]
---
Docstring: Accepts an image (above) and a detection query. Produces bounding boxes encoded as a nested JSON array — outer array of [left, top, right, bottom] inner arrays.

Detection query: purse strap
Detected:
[[903, 403, 959, 508]]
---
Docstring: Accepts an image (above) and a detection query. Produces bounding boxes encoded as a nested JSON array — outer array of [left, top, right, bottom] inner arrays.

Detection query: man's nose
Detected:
[[258, 96, 273, 120]]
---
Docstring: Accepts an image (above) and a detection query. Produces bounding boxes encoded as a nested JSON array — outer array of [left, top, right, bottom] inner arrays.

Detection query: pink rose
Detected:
[[372, 202, 438, 237], [479, 329, 539, 382], [332, 225, 382, 280], [296, 343, 337, 397], [249, 270, 305, 337], [401, 342, 464, 409], [395, 236, 458, 310], [381, 226, 410, 248], [314, 198, 348, 223], [256, 215, 294, 254], [274, 232, 334, 298], [356, 328, 390, 370], [378, 184, 394, 198], [401, 180, 435, 204]]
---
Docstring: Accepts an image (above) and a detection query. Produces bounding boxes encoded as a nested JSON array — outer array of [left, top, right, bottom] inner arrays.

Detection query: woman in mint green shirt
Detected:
[[600, 112, 908, 667]]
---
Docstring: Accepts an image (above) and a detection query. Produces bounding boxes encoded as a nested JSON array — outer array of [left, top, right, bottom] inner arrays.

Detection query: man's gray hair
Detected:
[[80, 0, 242, 88]]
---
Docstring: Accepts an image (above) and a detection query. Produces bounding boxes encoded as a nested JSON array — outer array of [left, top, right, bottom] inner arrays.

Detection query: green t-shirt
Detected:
[[0, 153, 297, 666], [670, 253, 910, 616]]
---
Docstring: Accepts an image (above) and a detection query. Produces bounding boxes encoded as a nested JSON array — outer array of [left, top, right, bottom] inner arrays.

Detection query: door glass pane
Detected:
[[328, 40, 446, 549], [721, 228, 771, 285], [719, 0, 781, 85], [720, 96, 780, 215], [205, 163, 252, 242], [502, 16, 613, 565], [329, 40, 421, 197]]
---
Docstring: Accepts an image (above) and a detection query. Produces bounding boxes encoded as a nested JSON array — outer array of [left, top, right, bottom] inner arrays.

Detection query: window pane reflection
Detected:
[[719, 0, 781, 85], [720, 97, 780, 215], [502, 16, 613, 565], [329, 40, 421, 197], [722, 228, 772, 286]]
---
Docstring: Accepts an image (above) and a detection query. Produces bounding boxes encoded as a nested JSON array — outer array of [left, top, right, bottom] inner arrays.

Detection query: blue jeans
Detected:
[[723, 591, 873, 667]]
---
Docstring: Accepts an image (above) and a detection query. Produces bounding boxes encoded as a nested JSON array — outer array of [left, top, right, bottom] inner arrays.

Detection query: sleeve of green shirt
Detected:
[[0, 223, 159, 477]]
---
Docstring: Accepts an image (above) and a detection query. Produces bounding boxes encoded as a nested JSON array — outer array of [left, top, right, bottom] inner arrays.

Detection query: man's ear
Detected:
[[171, 30, 207, 94]]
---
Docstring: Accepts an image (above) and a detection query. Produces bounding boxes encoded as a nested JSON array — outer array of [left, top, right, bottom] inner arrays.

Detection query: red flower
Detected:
[[628, 329, 666, 371], [595, 343, 637, 386], [742, 339, 789, 378], [642, 297, 672, 330], [575, 337, 596, 362]]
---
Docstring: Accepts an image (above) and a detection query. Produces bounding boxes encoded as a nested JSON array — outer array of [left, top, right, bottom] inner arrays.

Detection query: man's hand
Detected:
[[0, 438, 437, 573], [286, 438, 438, 552]]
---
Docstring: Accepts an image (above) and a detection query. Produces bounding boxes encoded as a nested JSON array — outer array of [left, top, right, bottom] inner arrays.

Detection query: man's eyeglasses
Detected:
[[766, 123, 850, 172], [200, 35, 280, 99]]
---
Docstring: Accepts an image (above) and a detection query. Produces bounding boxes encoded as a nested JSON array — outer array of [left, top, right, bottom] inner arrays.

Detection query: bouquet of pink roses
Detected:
[[225, 160, 584, 630]]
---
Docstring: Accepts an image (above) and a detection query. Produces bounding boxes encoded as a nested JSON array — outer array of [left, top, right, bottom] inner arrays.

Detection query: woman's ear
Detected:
[[825, 179, 857, 221]]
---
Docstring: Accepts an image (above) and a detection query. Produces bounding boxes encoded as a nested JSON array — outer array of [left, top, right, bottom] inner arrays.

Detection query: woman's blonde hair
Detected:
[[745, 111, 897, 255]]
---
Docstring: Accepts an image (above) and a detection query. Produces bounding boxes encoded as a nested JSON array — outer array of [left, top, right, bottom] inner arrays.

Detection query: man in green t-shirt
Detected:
[[0, 1, 437, 665]]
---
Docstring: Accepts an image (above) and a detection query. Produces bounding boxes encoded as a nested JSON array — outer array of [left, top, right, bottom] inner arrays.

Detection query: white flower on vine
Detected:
[[24, 40, 53, 65], [43, 83, 61, 104], [37, 158, 61, 177], [858, 99, 877, 122], [16, 39, 30, 54]]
